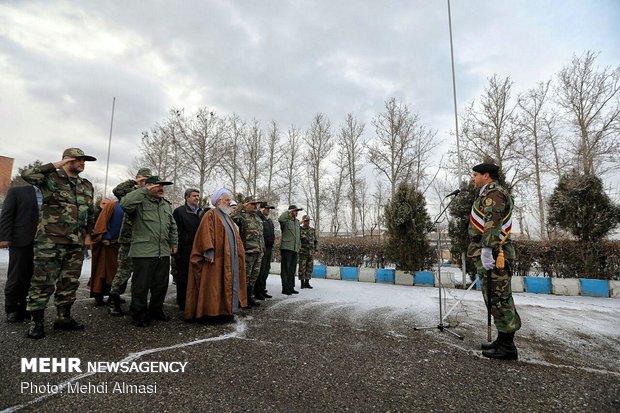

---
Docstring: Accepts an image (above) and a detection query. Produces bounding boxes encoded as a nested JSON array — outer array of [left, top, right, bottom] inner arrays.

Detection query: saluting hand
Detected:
[[53, 157, 76, 169]]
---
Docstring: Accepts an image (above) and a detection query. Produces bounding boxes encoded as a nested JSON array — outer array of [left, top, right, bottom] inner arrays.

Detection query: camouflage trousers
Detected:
[[476, 260, 521, 334], [298, 254, 313, 280], [110, 243, 132, 295], [27, 241, 83, 312], [245, 252, 263, 288]]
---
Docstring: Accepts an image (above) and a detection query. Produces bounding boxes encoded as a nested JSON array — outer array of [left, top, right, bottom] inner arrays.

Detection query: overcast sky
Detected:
[[1, 0, 619, 195]]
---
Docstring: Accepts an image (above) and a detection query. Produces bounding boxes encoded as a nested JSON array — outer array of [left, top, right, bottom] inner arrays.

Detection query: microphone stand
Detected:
[[414, 192, 463, 340]]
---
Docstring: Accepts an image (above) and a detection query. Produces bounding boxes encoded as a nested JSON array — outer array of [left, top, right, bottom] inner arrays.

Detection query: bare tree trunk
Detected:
[[304, 113, 334, 235], [339, 113, 365, 236]]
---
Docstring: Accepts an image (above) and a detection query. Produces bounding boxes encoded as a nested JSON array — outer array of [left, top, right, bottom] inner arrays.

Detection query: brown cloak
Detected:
[[90, 200, 120, 296], [184, 209, 247, 318]]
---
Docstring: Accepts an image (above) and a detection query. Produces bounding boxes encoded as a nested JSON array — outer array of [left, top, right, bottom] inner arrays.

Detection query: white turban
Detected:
[[211, 187, 232, 206]]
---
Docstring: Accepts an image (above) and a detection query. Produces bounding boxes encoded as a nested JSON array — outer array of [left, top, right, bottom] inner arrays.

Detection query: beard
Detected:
[[219, 205, 231, 215]]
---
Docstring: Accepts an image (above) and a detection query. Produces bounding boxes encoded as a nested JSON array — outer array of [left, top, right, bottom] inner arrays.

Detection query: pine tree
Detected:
[[384, 182, 433, 271], [548, 173, 620, 242], [447, 180, 477, 276]]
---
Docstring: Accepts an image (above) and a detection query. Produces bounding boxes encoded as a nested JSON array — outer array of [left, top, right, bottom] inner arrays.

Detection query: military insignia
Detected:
[[484, 198, 493, 206], [60, 190, 70, 198]]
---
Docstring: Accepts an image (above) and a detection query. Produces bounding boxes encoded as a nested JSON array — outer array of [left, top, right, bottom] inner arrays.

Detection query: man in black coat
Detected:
[[254, 202, 275, 300], [0, 185, 40, 322], [172, 188, 203, 311]]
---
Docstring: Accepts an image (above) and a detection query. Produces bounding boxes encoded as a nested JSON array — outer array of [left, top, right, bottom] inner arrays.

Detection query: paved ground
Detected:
[[1, 263, 619, 413]]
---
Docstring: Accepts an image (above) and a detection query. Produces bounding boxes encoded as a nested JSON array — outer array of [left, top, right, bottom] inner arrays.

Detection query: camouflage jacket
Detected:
[[299, 226, 317, 256], [231, 206, 265, 254], [467, 181, 515, 259], [21, 162, 94, 245], [113, 179, 139, 244], [119, 187, 178, 257]]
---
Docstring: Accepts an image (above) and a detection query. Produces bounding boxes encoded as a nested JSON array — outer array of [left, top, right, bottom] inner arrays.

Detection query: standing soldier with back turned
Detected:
[[468, 162, 521, 360], [21, 148, 96, 339], [298, 215, 317, 289]]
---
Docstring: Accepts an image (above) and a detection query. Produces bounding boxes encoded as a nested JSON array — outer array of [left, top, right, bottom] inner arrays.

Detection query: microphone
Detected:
[[445, 189, 461, 197]]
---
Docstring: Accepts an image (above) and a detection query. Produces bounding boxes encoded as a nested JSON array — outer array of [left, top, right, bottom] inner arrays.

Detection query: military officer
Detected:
[[21, 148, 96, 339], [298, 215, 318, 289], [231, 196, 265, 307], [107, 167, 151, 316], [468, 162, 521, 360]]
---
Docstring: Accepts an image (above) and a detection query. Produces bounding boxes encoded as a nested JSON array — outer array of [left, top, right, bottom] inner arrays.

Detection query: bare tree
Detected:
[[517, 80, 558, 239], [265, 120, 284, 196], [368, 180, 386, 238], [219, 113, 245, 195], [556, 50, 620, 175], [279, 125, 303, 206], [304, 113, 334, 234], [238, 118, 265, 196], [367, 97, 437, 198], [460, 75, 524, 188], [356, 179, 370, 237], [172, 108, 224, 200], [328, 151, 348, 237], [338, 113, 365, 235]]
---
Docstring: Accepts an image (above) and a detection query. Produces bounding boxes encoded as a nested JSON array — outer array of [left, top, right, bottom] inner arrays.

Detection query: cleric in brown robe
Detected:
[[89, 198, 123, 305], [184, 188, 247, 319]]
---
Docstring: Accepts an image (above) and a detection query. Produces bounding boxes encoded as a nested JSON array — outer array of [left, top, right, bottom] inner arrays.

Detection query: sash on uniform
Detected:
[[499, 210, 512, 245], [469, 204, 485, 233], [470, 204, 512, 244]]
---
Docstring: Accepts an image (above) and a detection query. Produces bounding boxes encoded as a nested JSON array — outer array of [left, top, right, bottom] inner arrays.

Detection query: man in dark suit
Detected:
[[172, 188, 203, 311], [0, 185, 40, 322]]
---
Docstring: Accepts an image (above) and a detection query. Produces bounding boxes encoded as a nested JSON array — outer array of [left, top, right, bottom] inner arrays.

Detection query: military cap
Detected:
[[288, 205, 303, 211], [243, 196, 262, 204], [472, 163, 499, 174], [301, 215, 311, 222], [260, 202, 275, 209], [62, 147, 97, 161], [136, 167, 152, 177], [144, 175, 173, 186]]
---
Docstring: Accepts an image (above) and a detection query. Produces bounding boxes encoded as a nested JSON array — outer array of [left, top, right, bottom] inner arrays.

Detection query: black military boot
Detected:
[[300, 279, 307, 289], [482, 332, 518, 360], [481, 333, 499, 350], [108, 294, 124, 317], [247, 287, 260, 307], [53, 306, 85, 331], [305, 280, 313, 289], [27, 310, 45, 339], [254, 287, 266, 300]]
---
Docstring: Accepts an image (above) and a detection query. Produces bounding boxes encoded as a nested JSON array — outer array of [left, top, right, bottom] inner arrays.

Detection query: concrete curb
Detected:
[[298, 264, 619, 299]]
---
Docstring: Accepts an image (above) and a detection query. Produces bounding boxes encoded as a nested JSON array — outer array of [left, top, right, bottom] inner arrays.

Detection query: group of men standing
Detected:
[[0, 148, 519, 362], [0, 147, 320, 338]]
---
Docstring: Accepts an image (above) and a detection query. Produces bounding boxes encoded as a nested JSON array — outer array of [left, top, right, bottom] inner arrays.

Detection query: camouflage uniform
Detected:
[[21, 162, 95, 312], [468, 181, 521, 334], [231, 206, 264, 289], [298, 226, 317, 281], [109, 179, 138, 295]]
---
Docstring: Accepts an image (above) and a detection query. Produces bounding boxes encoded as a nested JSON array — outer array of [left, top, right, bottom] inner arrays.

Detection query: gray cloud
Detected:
[[1, 0, 618, 191]]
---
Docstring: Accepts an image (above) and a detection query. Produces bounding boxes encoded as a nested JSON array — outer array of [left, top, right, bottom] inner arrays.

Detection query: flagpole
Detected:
[[103, 97, 115, 197], [447, 1, 467, 287]]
